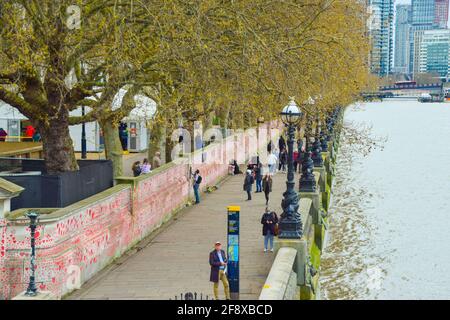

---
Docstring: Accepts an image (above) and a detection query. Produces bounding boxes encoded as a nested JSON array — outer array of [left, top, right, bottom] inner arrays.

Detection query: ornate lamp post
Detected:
[[311, 116, 324, 167], [24, 211, 40, 296], [299, 98, 317, 192], [278, 98, 303, 239]]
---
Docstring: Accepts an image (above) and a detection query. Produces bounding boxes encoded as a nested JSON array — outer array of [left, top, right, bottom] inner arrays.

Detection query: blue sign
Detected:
[[227, 206, 240, 299]]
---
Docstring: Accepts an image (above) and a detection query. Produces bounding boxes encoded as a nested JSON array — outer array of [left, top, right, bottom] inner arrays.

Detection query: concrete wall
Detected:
[[0, 121, 281, 300]]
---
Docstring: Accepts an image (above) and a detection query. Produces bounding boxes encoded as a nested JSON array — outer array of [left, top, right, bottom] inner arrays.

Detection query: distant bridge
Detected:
[[379, 83, 443, 92]]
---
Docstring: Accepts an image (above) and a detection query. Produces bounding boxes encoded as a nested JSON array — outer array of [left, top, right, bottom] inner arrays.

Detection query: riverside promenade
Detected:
[[68, 172, 290, 300]]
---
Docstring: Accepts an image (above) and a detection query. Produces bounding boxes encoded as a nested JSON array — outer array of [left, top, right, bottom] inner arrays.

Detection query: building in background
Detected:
[[394, 4, 412, 73], [368, 0, 395, 76], [416, 29, 450, 80], [434, 0, 449, 28], [409, 0, 443, 73]]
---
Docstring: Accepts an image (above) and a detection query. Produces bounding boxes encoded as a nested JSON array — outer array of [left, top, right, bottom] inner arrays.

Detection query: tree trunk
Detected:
[[39, 109, 78, 174], [100, 119, 124, 177], [148, 122, 166, 166]]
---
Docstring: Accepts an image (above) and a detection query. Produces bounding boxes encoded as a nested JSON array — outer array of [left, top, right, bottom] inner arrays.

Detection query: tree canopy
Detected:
[[0, 0, 370, 174]]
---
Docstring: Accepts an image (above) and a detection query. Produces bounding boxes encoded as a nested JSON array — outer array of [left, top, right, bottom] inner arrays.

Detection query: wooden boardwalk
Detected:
[[68, 173, 291, 300]]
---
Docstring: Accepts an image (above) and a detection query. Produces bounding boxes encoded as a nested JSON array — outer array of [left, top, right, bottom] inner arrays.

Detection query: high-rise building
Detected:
[[394, 4, 412, 73], [434, 0, 449, 28], [416, 29, 450, 79], [409, 0, 437, 73], [368, 0, 394, 76], [412, 0, 436, 26]]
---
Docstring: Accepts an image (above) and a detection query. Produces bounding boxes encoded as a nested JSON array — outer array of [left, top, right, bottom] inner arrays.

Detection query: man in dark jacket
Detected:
[[209, 242, 230, 300], [278, 135, 286, 152], [243, 170, 254, 200]]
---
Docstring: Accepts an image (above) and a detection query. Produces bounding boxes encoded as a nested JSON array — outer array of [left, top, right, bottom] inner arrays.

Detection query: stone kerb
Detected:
[[259, 247, 298, 300]]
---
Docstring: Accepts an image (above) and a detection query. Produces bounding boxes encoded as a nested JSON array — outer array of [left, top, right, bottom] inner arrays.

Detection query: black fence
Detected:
[[0, 158, 113, 210], [171, 292, 213, 300]]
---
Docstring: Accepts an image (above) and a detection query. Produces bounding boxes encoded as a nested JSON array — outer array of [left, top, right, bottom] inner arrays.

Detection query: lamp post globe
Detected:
[[281, 99, 301, 125], [278, 98, 303, 239]]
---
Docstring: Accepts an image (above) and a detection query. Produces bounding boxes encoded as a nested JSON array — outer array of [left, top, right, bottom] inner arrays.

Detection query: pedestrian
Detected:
[[209, 241, 231, 300], [140, 158, 152, 174], [261, 208, 278, 252], [267, 152, 277, 174], [262, 173, 273, 205], [293, 150, 299, 172], [243, 169, 254, 201], [119, 122, 129, 152], [0, 128, 7, 142], [193, 169, 202, 204], [233, 160, 242, 175], [279, 148, 287, 172], [254, 163, 262, 193], [132, 161, 141, 177], [297, 138, 305, 173], [153, 151, 162, 169], [278, 135, 286, 152]]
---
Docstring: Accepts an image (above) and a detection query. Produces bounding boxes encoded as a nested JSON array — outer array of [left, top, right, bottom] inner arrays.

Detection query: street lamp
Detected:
[[24, 211, 40, 296], [311, 115, 324, 167], [299, 98, 317, 192], [278, 98, 303, 239], [81, 106, 87, 159]]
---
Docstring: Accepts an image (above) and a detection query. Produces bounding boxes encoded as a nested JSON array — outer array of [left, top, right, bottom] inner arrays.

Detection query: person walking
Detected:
[[132, 161, 141, 177], [262, 173, 273, 205], [279, 148, 287, 172], [140, 158, 152, 174], [254, 163, 262, 193], [243, 169, 254, 200], [278, 135, 286, 152], [267, 152, 277, 174], [209, 241, 231, 300], [193, 169, 202, 204], [261, 209, 278, 252], [152, 151, 162, 169]]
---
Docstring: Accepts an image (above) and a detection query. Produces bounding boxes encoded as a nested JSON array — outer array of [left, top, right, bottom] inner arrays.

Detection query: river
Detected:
[[320, 99, 450, 300]]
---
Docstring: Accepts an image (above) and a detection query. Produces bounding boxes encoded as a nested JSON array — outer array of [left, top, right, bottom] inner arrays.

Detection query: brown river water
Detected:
[[320, 100, 450, 300]]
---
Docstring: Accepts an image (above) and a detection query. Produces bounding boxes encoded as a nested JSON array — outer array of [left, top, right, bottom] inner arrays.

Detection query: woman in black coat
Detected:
[[261, 209, 278, 252]]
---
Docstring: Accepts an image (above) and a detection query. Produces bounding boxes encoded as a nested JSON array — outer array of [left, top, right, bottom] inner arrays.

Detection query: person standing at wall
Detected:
[[262, 173, 273, 206], [209, 241, 231, 300], [261, 208, 278, 252], [243, 169, 254, 201], [193, 169, 202, 204], [132, 161, 141, 177], [140, 158, 152, 174], [152, 151, 162, 169]]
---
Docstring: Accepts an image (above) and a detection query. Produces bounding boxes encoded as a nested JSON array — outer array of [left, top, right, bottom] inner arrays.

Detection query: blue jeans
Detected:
[[264, 231, 274, 250], [256, 178, 262, 192], [193, 183, 200, 203]]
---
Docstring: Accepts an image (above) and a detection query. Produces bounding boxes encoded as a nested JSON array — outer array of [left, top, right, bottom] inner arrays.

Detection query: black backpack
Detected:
[[196, 175, 202, 184]]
